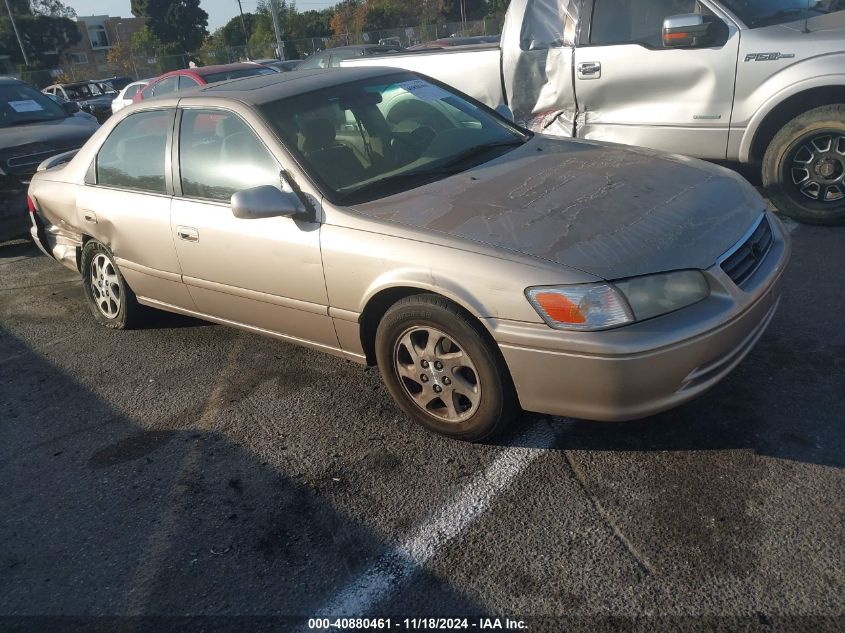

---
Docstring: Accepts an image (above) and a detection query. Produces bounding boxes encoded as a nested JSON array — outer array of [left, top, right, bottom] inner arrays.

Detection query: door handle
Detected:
[[82, 210, 97, 224], [578, 62, 602, 80], [176, 226, 199, 242]]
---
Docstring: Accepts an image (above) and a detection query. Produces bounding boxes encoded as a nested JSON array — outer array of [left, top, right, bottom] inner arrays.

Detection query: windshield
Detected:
[[0, 83, 67, 128], [202, 66, 276, 84], [720, 0, 840, 27], [260, 72, 529, 204], [64, 83, 104, 100]]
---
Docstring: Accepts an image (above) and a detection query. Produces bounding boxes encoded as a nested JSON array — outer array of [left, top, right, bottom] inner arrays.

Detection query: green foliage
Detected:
[[30, 0, 77, 19], [0, 2, 80, 67], [131, 0, 209, 52]]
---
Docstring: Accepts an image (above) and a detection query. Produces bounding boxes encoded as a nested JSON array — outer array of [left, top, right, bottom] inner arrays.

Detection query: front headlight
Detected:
[[526, 270, 709, 331], [613, 270, 709, 321], [526, 284, 634, 331]]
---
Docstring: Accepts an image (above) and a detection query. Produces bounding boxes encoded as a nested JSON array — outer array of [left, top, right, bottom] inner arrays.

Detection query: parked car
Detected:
[[44, 92, 99, 124], [111, 79, 150, 114], [97, 76, 134, 92], [1, 77, 97, 241], [42, 81, 115, 123], [263, 59, 302, 72], [297, 44, 402, 69], [134, 63, 276, 102], [27, 67, 789, 440], [343, 0, 845, 225]]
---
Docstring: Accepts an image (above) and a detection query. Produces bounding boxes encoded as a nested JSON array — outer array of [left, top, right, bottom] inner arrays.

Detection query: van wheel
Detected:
[[375, 294, 518, 442], [80, 241, 145, 329], [762, 104, 845, 225]]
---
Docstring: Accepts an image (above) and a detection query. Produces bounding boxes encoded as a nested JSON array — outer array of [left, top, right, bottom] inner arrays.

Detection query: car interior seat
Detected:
[[301, 118, 367, 189]]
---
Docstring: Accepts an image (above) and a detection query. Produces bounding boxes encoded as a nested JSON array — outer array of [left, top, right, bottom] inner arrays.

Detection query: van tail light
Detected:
[[27, 195, 36, 214]]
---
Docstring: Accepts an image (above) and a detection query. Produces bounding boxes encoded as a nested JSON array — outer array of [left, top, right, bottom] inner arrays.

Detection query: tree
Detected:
[[30, 0, 77, 19], [131, 0, 209, 52], [106, 41, 135, 75], [0, 1, 80, 66], [130, 26, 163, 56]]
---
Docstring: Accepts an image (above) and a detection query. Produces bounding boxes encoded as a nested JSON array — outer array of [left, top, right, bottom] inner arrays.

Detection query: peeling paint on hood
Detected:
[[350, 136, 765, 280]]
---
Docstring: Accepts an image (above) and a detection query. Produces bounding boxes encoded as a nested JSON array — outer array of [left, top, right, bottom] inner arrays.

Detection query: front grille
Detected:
[[720, 215, 773, 288]]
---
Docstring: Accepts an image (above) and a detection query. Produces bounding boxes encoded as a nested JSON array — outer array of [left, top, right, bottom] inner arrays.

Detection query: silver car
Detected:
[[28, 68, 790, 440]]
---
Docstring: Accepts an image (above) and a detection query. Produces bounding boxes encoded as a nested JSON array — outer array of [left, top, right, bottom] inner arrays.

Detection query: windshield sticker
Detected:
[[395, 79, 452, 102], [9, 99, 45, 113]]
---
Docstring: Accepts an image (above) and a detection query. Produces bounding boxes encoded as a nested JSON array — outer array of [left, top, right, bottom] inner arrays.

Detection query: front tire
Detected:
[[80, 240, 145, 329], [375, 294, 518, 441], [762, 104, 845, 225]]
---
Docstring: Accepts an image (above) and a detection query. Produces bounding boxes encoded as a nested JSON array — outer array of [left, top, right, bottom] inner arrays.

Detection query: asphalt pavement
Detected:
[[0, 220, 843, 632]]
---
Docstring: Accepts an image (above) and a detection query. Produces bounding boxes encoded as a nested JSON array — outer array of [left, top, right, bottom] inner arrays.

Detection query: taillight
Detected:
[[27, 195, 35, 214]]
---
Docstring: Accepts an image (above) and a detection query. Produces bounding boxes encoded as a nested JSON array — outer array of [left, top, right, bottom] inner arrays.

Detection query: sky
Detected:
[[66, 1, 337, 32]]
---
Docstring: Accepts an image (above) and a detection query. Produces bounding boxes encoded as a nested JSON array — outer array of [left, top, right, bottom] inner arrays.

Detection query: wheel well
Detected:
[[750, 86, 845, 164], [359, 287, 427, 365], [358, 287, 500, 367]]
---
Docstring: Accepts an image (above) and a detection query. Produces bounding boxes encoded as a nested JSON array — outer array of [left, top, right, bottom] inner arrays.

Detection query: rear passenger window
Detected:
[[153, 76, 178, 96], [179, 109, 280, 202], [96, 109, 172, 193], [178, 75, 200, 90]]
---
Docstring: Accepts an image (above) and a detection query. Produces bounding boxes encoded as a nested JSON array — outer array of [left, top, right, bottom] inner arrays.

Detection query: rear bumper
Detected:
[[490, 212, 790, 421]]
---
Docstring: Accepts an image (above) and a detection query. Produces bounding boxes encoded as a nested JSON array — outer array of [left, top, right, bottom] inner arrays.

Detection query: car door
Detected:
[[573, 0, 740, 159], [170, 107, 338, 348], [77, 107, 194, 309]]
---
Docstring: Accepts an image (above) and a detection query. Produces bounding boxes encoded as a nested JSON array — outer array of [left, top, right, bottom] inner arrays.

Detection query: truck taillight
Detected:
[[26, 195, 35, 214]]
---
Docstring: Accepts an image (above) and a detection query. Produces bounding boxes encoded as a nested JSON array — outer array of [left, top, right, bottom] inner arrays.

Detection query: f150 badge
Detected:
[[745, 52, 796, 62]]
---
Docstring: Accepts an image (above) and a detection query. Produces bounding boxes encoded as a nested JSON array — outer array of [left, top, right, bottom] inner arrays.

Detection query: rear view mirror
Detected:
[[663, 14, 713, 48], [231, 185, 307, 220]]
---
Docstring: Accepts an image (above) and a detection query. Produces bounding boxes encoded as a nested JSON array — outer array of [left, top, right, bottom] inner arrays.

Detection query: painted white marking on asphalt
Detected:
[[315, 420, 558, 617]]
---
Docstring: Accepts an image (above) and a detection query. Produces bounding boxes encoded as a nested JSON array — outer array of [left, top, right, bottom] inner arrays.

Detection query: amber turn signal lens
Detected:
[[533, 292, 586, 324]]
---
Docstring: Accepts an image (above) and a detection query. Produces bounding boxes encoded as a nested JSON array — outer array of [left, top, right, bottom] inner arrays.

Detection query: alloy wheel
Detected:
[[90, 253, 122, 319], [789, 132, 845, 204], [393, 326, 481, 422]]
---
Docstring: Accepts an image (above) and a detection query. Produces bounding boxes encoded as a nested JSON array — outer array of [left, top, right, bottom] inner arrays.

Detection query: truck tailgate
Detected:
[[341, 47, 504, 109]]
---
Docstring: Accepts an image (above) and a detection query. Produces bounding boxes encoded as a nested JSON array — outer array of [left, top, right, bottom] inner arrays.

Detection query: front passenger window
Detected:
[[179, 109, 281, 202], [591, 0, 700, 47], [96, 109, 171, 193]]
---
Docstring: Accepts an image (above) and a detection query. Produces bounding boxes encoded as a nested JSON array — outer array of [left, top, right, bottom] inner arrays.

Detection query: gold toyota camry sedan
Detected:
[[27, 67, 790, 441]]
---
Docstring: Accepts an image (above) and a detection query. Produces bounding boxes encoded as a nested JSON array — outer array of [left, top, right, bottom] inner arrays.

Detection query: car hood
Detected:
[[0, 117, 97, 174], [349, 137, 764, 280]]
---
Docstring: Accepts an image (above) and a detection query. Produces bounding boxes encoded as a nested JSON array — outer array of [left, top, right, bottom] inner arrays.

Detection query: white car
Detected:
[[110, 79, 150, 114]]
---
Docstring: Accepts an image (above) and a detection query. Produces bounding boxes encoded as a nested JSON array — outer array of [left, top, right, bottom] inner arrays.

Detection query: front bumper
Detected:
[[490, 212, 791, 421]]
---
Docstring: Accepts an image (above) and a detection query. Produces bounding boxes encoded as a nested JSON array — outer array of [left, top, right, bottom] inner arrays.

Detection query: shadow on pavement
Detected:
[[0, 327, 482, 621]]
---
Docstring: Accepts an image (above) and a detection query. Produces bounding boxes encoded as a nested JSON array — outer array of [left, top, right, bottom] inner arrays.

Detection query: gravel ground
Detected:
[[0, 220, 843, 632]]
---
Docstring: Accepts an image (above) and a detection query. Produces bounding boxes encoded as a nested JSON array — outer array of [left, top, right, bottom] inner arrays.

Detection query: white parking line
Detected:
[[315, 420, 558, 617]]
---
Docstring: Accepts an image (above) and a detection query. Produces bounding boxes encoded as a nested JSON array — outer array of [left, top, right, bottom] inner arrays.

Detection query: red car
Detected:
[[133, 62, 276, 103]]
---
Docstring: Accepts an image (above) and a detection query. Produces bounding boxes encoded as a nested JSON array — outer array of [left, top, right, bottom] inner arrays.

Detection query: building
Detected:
[[60, 15, 148, 81]]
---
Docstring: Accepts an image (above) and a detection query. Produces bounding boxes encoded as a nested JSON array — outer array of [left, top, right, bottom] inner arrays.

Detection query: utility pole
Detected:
[[4, 0, 29, 66], [269, 0, 285, 60], [459, 0, 467, 34], [235, 0, 248, 44]]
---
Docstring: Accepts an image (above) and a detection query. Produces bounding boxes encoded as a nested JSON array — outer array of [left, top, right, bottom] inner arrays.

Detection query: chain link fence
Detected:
[[13, 17, 502, 86]]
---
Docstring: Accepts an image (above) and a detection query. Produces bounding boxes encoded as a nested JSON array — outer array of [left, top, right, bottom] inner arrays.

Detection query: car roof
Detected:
[[0, 77, 24, 86], [190, 66, 410, 105]]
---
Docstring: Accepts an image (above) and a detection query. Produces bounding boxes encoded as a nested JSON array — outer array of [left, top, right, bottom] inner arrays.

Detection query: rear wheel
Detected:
[[80, 240, 145, 329], [375, 294, 518, 441], [762, 104, 845, 225]]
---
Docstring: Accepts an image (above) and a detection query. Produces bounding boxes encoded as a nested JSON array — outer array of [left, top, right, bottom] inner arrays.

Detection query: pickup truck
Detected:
[[344, 0, 845, 225]]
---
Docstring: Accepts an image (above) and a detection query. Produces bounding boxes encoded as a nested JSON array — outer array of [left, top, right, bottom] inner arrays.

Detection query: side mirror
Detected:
[[231, 184, 307, 220], [663, 14, 712, 48], [494, 104, 514, 122], [62, 100, 80, 115]]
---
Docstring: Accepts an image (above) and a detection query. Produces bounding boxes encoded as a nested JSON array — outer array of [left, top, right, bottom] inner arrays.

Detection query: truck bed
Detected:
[[341, 45, 504, 109]]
